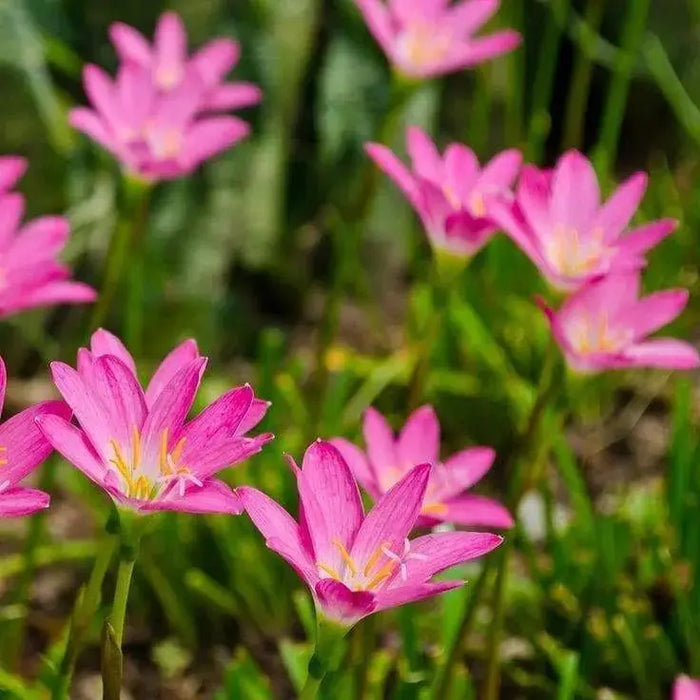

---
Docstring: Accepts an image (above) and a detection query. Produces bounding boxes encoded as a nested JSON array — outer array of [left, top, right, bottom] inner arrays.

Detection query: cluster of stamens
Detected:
[[108, 427, 199, 500], [547, 226, 607, 278], [571, 313, 629, 355], [399, 24, 453, 70], [317, 537, 428, 592]]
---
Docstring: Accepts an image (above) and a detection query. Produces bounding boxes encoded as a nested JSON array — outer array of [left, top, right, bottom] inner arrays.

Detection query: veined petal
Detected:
[[374, 580, 462, 612], [0, 400, 71, 485], [441, 495, 514, 528], [396, 405, 440, 468], [89, 329, 137, 375], [236, 398, 271, 436], [4, 282, 96, 314], [238, 486, 318, 585], [329, 437, 380, 498], [109, 21, 153, 66], [298, 441, 364, 573], [350, 463, 430, 567], [185, 433, 273, 481], [35, 414, 106, 487], [363, 408, 397, 475], [145, 338, 199, 406], [0, 487, 50, 517], [442, 446, 496, 492], [143, 478, 242, 514], [314, 579, 375, 626]]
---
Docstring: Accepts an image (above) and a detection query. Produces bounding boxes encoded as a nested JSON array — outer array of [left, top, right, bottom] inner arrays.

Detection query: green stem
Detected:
[[51, 534, 117, 699], [300, 618, 347, 700], [89, 176, 152, 334], [592, 0, 652, 174], [482, 550, 508, 700], [109, 557, 136, 650]]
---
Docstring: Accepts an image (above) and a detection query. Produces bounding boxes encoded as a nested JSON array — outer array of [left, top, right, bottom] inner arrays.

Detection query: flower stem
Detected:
[[300, 618, 347, 700], [89, 176, 151, 334]]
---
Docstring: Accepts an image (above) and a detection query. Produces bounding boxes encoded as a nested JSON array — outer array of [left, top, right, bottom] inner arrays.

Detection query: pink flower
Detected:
[[538, 272, 700, 373], [674, 677, 700, 700], [0, 357, 71, 517], [109, 12, 262, 113], [36, 329, 273, 515], [0, 156, 27, 193], [332, 406, 513, 529], [366, 127, 521, 257], [0, 168, 96, 318], [239, 440, 502, 627], [353, 0, 520, 79], [70, 12, 260, 181], [487, 150, 676, 292]]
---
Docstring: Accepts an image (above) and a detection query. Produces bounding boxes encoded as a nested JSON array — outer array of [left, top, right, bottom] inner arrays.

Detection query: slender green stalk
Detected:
[[561, 0, 606, 150], [482, 550, 508, 700], [592, 0, 652, 174], [108, 557, 136, 650], [51, 534, 117, 699], [89, 176, 152, 334], [300, 618, 347, 700]]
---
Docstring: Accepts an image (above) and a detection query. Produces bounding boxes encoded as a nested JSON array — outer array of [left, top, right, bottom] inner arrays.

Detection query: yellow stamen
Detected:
[[366, 561, 396, 590], [159, 428, 171, 475], [318, 563, 342, 581], [363, 542, 391, 577], [471, 193, 486, 218], [332, 538, 357, 577], [0, 446, 7, 467], [171, 437, 186, 466], [109, 439, 134, 487], [131, 428, 141, 471], [422, 502, 448, 517]]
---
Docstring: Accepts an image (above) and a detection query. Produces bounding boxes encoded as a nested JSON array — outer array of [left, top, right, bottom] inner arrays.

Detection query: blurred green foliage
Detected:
[[0, 0, 698, 697]]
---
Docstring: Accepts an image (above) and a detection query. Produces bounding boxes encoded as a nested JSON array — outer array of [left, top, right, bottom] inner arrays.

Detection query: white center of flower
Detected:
[[397, 23, 453, 71]]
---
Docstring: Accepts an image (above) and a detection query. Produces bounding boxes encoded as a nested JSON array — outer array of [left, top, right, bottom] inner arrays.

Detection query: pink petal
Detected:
[[593, 171, 647, 242], [69, 108, 117, 155], [673, 676, 700, 700], [238, 486, 318, 585], [399, 531, 503, 583], [449, 0, 499, 34], [109, 22, 153, 66], [181, 116, 250, 170], [145, 338, 199, 406], [516, 165, 552, 238], [314, 579, 375, 626], [236, 398, 271, 436], [5, 282, 96, 314], [442, 446, 496, 492], [192, 39, 240, 84], [623, 289, 689, 339], [0, 156, 27, 192], [83, 65, 121, 132], [443, 144, 480, 205], [624, 339, 700, 370], [154, 11, 188, 88], [362, 407, 397, 475], [396, 405, 440, 468], [140, 358, 207, 461], [619, 219, 676, 257], [551, 150, 600, 233], [35, 414, 106, 487], [0, 400, 71, 485], [437, 30, 521, 73], [329, 437, 380, 498], [406, 126, 442, 183], [0, 193, 25, 248], [297, 441, 364, 573], [365, 142, 420, 210], [6, 216, 70, 265], [485, 194, 544, 269], [0, 357, 6, 418], [441, 494, 514, 528], [558, 272, 641, 326], [478, 148, 522, 191], [205, 83, 262, 111], [350, 463, 430, 566], [374, 580, 462, 612], [0, 487, 50, 518], [352, 0, 396, 58], [89, 329, 137, 376], [143, 478, 242, 514]]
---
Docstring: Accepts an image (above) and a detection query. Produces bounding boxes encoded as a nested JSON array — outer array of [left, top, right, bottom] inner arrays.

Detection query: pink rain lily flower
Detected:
[[487, 150, 677, 292], [674, 677, 700, 700], [366, 127, 521, 257], [70, 13, 261, 181], [538, 272, 700, 373], [353, 0, 520, 79], [37, 330, 273, 514], [332, 405, 513, 529], [0, 169, 95, 318], [0, 357, 71, 517], [239, 440, 502, 627], [109, 12, 262, 113]]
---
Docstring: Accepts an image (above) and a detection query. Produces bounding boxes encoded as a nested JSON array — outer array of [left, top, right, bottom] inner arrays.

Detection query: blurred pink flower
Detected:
[[0, 168, 95, 318], [0, 357, 71, 517], [366, 127, 521, 257], [538, 272, 700, 373], [37, 330, 273, 514], [487, 150, 676, 292], [239, 440, 502, 627], [674, 676, 700, 700], [109, 12, 262, 112], [332, 405, 513, 529], [70, 12, 261, 181], [353, 0, 520, 79]]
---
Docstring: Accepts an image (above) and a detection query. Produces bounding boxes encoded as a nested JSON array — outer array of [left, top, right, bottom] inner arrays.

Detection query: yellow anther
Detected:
[[471, 193, 486, 218], [171, 437, 186, 465], [318, 563, 342, 581], [0, 446, 7, 467], [366, 561, 395, 590], [422, 502, 448, 517], [332, 538, 358, 577], [109, 439, 133, 485], [159, 428, 171, 475], [364, 542, 391, 577], [131, 428, 141, 470]]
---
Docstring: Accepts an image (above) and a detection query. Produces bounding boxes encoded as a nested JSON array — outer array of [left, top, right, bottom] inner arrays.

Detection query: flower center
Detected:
[[545, 225, 609, 278], [571, 313, 630, 355], [397, 23, 453, 71], [154, 66, 183, 91], [108, 428, 199, 500]]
